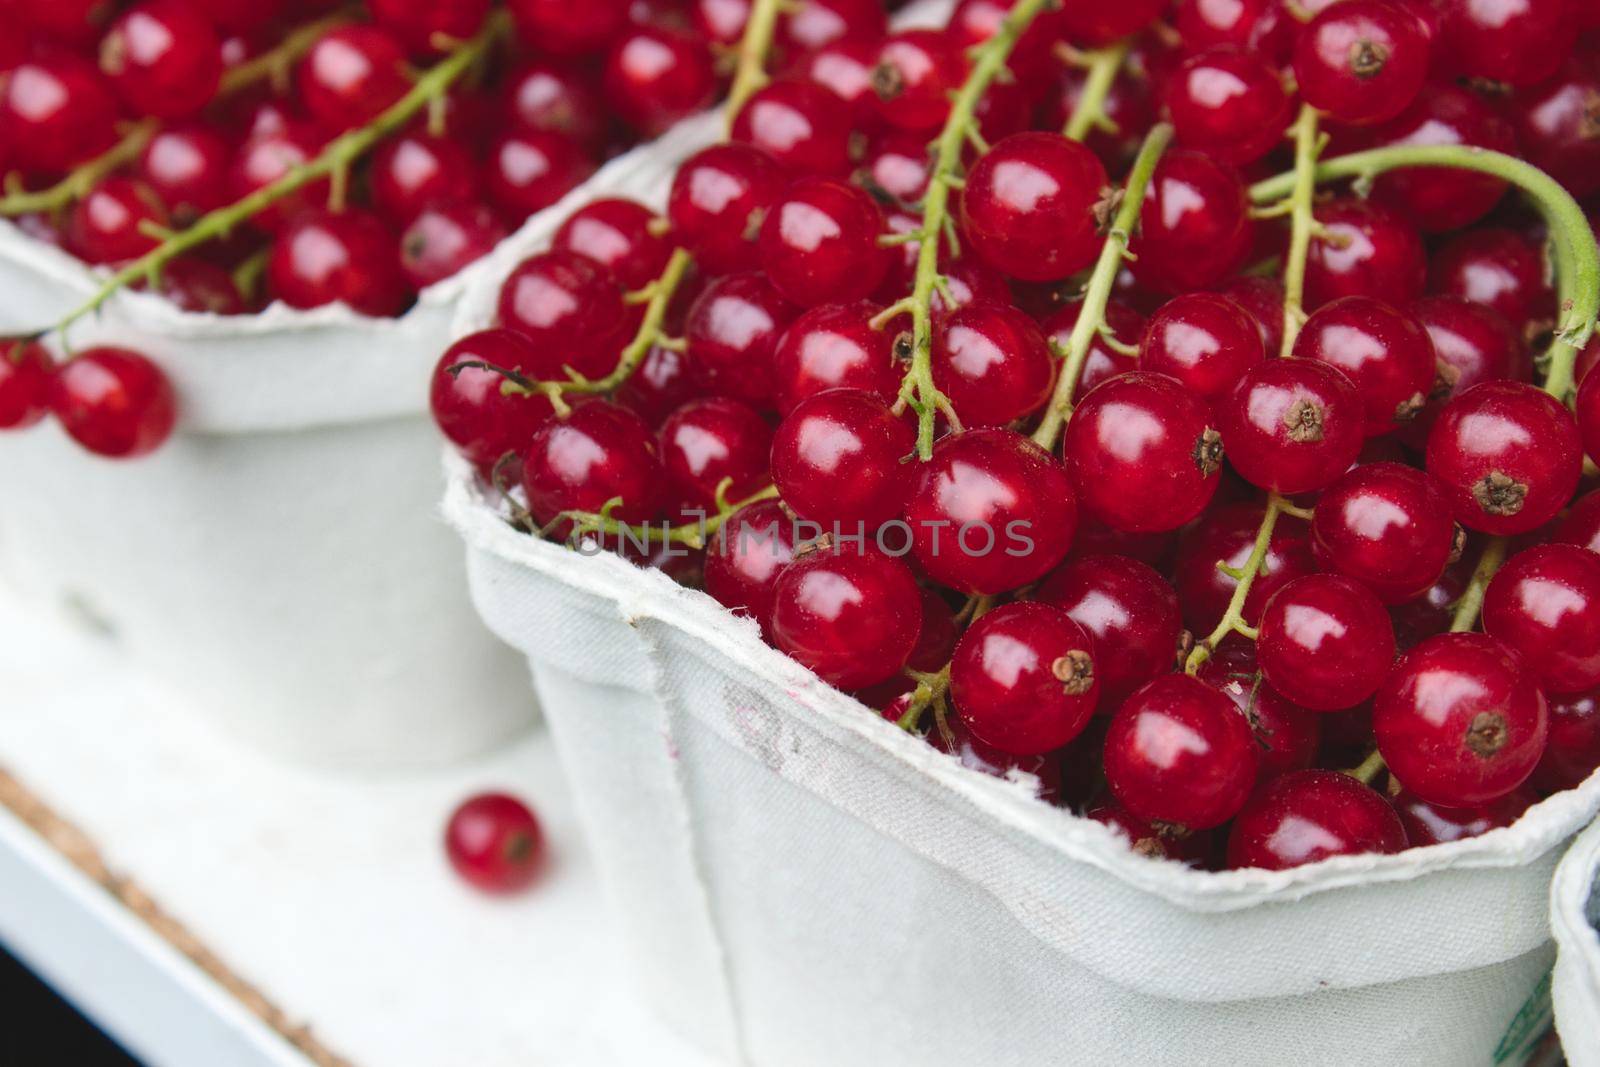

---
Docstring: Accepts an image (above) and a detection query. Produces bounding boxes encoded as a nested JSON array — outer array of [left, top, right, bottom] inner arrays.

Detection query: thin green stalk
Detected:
[[1450, 536, 1510, 634], [724, 0, 785, 128], [217, 10, 353, 96], [1279, 104, 1322, 357], [1251, 145, 1600, 400], [564, 484, 780, 551], [1184, 494, 1293, 675], [1030, 122, 1173, 451], [48, 13, 511, 336], [1061, 41, 1131, 142], [1346, 749, 1387, 786], [0, 119, 158, 218]]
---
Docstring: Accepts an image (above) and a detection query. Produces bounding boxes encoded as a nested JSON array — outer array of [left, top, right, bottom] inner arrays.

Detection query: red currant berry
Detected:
[[0, 56, 122, 173], [1293, 296, 1436, 437], [67, 177, 169, 265], [497, 251, 629, 381], [684, 272, 798, 405], [1482, 544, 1600, 695], [369, 132, 479, 225], [1087, 803, 1206, 863], [1404, 296, 1528, 447], [768, 547, 923, 689], [1127, 151, 1251, 294], [553, 199, 672, 292], [931, 301, 1054, 428], [1063, 372, 1223, 533], [951, 602, 1100, 755], [1216, 358, 1365, 494], [100, 0, 221, 120], [1533, 687, 1600, 793], [502, 62, 608, 150], [482, 129, 595, 224], [137, 256, 246, 315], [400, 202, 507, 290], [368, 0, 489, 55], [444, 793, 544, 894], [15, 0, 113, 44], [732, 79, 852, 177], [509, 0, 628, 55], [1226, 770, 1406, 869], [1369, 84, 1517, 232], [758, 177, 891, 307], [1374, 632, 1548, 806], [1037, 554, 1182, 708], [1176, 0, 1294, 64], [617, 341, 698, 428], [297, 26, 410, 132], [1427, 228, 1554, 335], [870, 30, 967, 131], [1304, 198, 1426, 312], [1426, 381, 1582, 536], [0, 341, 54, 431], [668, 144, 786, 276], [50, 347, 177, 459], [1041, 299, 1148, 396], [1441, 0, 1574, 88], [1293, 0, 1429, 125], [1258, 574, 1396, 711], [1556, 490, 1600, 556], [772, 302, 898, 415], [229, 124, 331, 233], [602, 25, 716, 137], [704, 500, 799, 634], [904, 428, 1078, 595], [772, 388, 913, 529], [136, 124, 233, 224], [1104, 673, 1259, 830], [1512, 61, 1600, 199], [1213, 277, 1286, 360], [1176, 503, 1317, 633], [860, 131, 934, 203], [959, 132, 1108, 282], [779, 0, 886, 53], [268, 208, 410, 317], [1139, 292, 1264, 404], [1311, 461, 1459, 604], [1392, 788, 1533, 846], [522, 401, 667, 526], [658, 397, 773, 510], [1165, 46, 1290, 166], [1197, 645, 1322, 780], [786, 37, 880, 125], [430, 329, 552, 472], [1058, 0, 1166, 45]]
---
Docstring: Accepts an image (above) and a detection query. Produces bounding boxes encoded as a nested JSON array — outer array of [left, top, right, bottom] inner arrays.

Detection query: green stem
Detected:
[[1251, 145, 1600, 400], [49, 12, 510, 336], [1346, 748, 1387, 787], [1030, 122, 1173, 452], [896, 665, 951, 733], [565, 484, 780, 551], [0, 119, 158, 218], [1279, 104, 1322, 357], [216, 10, 353, 97], [895, 0, 1054, 461], [1184, 493, 1293, 675], [1450, 536, 1510, 634], [724, 0, 784, 128], [1061, 41, 1131, 142]]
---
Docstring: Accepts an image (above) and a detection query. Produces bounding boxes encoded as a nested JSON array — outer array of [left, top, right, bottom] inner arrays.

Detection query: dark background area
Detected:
[[0, 943, 140, 1065]]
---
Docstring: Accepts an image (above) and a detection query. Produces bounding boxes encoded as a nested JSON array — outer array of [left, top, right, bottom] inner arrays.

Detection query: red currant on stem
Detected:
[[430, 329, 552, 474], [0, 341, 55, 431], [1482, 544, 1600, 695], [101, 0, 224, 120], [950, 602, 1100, 755], [1226, 770, 1406, 870], [1036, 555, 1181, 710], [1256, 573, 1397, 713], [768, 546, 923, 690], [50, 347, 178, 459], [444, 792, 545, 894], [771, 388, 914, 529]]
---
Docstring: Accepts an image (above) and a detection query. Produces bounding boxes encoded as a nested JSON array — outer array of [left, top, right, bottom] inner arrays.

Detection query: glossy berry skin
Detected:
[[400, 202, 507, 290], [1216, 358, 1365, 494], [268, 209, 410, 317], [1426, 382, 1582, 537], [137, 125, 233, 223], [1440, 0, 1574, 88], [1164, 47, 1290, 166], [67, 178, 168, 265], [497, 251, 629, 382], [1176, 504, 1316, 633], [1304, 199, 1426, 312], [1215, 277, 1286, 358], [0, 56, 122, 173], [1512, 63, 1600, 199], [787, 37, 879, 125], [1427, 229, 1553, 334], [904, 429, 1078, 596], [768, 548, 923, 690], [369, 0, 489, 55], [1226, 771, 1407, 870], [230, 125, 331, 234], [1128, 152, 1251, 295], [950, 602, 1100, 755], [509, 0, 627, 55], [1104, 674, 1260, 830], [444, 793, 544, 894], [369, 133, 479, 225], [483, 130, 595, 224], [931, 302, 1054, 428], [684, 273, 797, 405], [522, 402, 667, 526], [430, 329, 551, 472], [732, 80, 852, 177], [1175, 0, 1293, 61], [502, 62, 607, 150], [1036, 555, 1181, 709], [703, 500, 799, 634], [1404, 297, 1527, 449], [1258, 574, 1395, 712], [658, 397, 773, 509], [0, 341, 55, 431], [297, 26, 410, 132], [668, 144, 786, 276], [1311, 462, 1459, 605], [1139, 293, 1264, 404], [958, 132, 1108, 283], [1042, 300, 1148, 397], [1294, 297, 1436, 437], [772, 303, 898, 415], [100, 1, 222, 120], [140, 257, 245, 315], [602, 26, 716, 137], [1374, 633, 1549, 807], [871, 30, 967, 131], [1369, 85, 1517, 233], [553, 199, 671, 292], [758, 178, 890, 308], [1063, 372, 1222, 534], [1392, 789, 1533, 847], [772, 389, 913, 529], [1556, 491, 1600, 556], [50, 348, 177, 459], [1534, 689, 1600, 793], [1292, 0, 1429, 126], [779, 0, 887, 53], [1197, 648, 1322, 780], [1482, 545, 1600, 695]]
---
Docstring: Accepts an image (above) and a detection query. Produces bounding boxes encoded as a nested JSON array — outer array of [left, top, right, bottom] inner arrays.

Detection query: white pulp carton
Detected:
[[1554, 816, 1600, 1064]]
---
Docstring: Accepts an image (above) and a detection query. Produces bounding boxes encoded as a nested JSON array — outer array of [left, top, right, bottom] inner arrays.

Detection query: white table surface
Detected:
[[0, 591, 717, 1067]]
